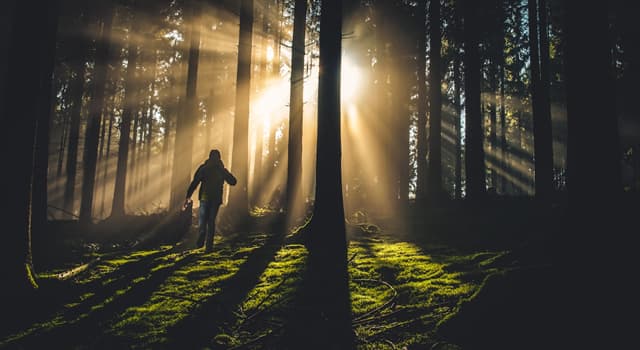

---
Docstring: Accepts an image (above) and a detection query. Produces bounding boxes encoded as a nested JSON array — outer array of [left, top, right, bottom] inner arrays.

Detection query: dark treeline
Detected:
[[1, 1, 639, 346]]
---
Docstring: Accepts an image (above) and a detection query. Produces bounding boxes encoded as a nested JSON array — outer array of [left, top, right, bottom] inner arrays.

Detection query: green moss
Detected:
[[346, 240, 506, 348]]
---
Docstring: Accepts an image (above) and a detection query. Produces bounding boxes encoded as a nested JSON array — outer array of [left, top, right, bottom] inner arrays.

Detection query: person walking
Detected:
[[185, 149, 237, 252]]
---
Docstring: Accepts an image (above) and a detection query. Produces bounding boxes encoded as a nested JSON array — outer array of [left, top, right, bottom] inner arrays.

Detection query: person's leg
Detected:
[[204, 204, 221, 252], [197, 201, 210, 248]]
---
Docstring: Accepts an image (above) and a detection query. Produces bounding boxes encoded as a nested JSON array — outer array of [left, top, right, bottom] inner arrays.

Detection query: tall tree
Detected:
[[112, 5, 141, 217], [170, 0, 202, 209], [79, 2, 114, 224], [302, 0, 353, 347], [1, 0, 60, 298], [565, 2, 620, 207], [462, 0, 486, 199], [415, 0, 428, 202], [427, 0, 443, 200], [499, 0, 508, 194], [286, 0, 307, 218], [229, 0, 254, 214], [63, 4, 91, 216], [31, 1, 60, 246], [528, 0, 554, 200], [564, 2, 623, 346]]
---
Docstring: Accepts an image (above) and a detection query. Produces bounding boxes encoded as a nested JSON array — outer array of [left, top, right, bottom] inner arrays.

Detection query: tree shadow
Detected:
[[276, 221, 355, 350], [163, 218, 287, 349], [11, 249, 202, 349]]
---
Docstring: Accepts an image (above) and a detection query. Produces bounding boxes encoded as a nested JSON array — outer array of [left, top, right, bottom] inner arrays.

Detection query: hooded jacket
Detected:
[[186, 158, 237, 204]]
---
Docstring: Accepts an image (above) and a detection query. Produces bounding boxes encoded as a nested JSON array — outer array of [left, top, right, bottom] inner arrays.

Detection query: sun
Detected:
[[341, 56, 361, 100]]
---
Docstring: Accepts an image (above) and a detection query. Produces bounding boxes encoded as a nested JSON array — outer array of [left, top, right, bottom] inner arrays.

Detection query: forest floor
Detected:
[[0, 202, 554, 350]]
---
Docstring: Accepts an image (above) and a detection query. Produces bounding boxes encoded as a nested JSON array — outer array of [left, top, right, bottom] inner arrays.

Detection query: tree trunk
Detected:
[[415, 0, 428, 203], [1, 0, 60, 299], [454, 48, 463, 200], [565, 2, 620, 206], [56, 109, 69, 179], [100, 95, 115, 216], [463, 0, 486, 199], [286, 0, 307, 218], [528, 0, 554, 200], [229, 0, 254, 214], [564, 2, 623, 346], [253, 120, 264, 206], [427, 0, 443, 201], [500, 62, 508, 194], [489, 64, 498, 190], [79, 3, 114, 224], [144, 53, 156, 193], [112, 13, 141, 217], [63, 33, 89, 217], [301, 0, 353, 347], [170, 0, 202, 209], [31, 0, 60, 269]]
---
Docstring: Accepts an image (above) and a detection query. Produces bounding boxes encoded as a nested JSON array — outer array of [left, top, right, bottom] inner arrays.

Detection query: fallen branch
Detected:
[[352, 278, 398, 324]]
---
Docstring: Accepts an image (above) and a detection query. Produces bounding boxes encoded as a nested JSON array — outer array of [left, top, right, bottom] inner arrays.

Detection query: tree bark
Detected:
[[463, 0, 486, 199], [1, 0, 60, 299], [63, 21, 90, 216], [454, 48, 463, 200], [302, 0, 353, 348], [427, 0, 443, 201], [286, 0, 307, 218], [565, 2, 620, 206], [112, 10, 141, 217], [528, 0, 554, 200], [79, 2, 114, 224], [170, 0, 202, 209], [229, 0, 254, 214], [415, 0, 428, 202]]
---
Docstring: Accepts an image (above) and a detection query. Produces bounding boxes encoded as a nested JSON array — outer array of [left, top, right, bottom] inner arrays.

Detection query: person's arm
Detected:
[[223, 168, 237, 186], [186, 165, 204, 199]]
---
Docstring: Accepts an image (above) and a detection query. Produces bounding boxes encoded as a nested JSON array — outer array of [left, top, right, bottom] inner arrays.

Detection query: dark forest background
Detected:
[[1, 0, 638, 348]]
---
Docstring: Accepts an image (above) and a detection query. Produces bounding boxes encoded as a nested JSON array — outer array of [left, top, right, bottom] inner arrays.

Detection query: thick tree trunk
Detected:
[[286, 0, 307, 218], [79, 3, 114, 224], [565, 3, 620, 206], [170, 0, 202, 209], [427, 0, 443, 201], [528, 0, 554, 200], [1, 0, 60, 300], [229, 0, 254, 214], [375, 0, 394, 208], [564, 2, 623, 346], [301, 0, 353, 348], [463, 0, 486, 199]]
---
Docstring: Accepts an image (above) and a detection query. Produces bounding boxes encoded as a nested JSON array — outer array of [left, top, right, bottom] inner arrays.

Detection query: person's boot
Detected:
[[204, 233, 214, 253], [196, 232, 205, 248]]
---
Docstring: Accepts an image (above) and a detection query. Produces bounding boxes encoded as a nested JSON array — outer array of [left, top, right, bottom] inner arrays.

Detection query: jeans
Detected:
[[197, 200, 221, 250]]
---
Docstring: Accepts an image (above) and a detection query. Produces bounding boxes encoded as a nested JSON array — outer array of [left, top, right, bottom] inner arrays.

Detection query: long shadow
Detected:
[[276, 221, 355, 350], [1, 247, 174, 342], [12, 250, 202, 349], [164, 219, 286, 349]]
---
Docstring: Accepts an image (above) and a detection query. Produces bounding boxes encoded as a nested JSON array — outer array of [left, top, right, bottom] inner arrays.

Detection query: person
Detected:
[[185, 149, 237, 252]]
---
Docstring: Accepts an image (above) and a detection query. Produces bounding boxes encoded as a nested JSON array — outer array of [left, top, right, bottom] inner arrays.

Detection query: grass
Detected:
[[1, 224, 529, 349]]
